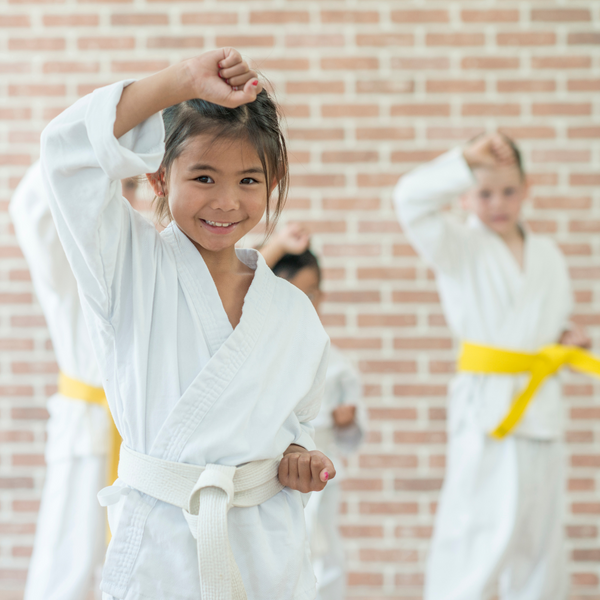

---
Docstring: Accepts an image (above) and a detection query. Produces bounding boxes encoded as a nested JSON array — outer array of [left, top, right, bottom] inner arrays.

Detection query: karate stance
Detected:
[[10, 164, 136, 599], [395, 133, 589, 600], [40, 48, 334, 600], [261, 224, 368, 600]]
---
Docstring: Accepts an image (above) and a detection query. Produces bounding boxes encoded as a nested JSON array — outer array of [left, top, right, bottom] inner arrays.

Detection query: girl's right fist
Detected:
[[184, 48, 262, 108], [463, 132, 517, 171]]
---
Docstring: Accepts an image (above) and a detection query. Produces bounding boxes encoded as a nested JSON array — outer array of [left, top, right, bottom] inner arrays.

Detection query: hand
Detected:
[[463, 133, 517, 171], [274, 223, 311, 255], [279, 445, 336, 493], [332, 405, 356, 428], [184, 48, 262, 109], [559, 324, 591, 349]]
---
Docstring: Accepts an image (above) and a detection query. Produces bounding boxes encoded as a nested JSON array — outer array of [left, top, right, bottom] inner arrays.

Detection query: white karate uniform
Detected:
[[40, 80, 330, 600], [304, 345, 367, 600], [394, 148, 573, 600], [10, 162, 109, 600]]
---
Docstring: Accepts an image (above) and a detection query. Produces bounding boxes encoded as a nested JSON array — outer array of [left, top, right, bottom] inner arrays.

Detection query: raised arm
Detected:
[[39, 49, 260, 323], [259, 223, 311, 268]]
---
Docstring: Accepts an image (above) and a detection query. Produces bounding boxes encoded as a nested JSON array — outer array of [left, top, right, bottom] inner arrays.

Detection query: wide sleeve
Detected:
[[9, 161, 79, 307], [292, 338, 331, 453], [39, 80, 165, 325], [393, 147, 475, 276], [334, 358, 368, 454]]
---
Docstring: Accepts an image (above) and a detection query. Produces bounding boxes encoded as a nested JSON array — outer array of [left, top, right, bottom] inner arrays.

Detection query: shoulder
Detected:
[[528, 232, 565, 261]]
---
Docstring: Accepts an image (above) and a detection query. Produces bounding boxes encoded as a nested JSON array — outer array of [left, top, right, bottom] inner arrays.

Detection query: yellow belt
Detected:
[[57, 371, 121, 488], [458, 342, 600, 439]]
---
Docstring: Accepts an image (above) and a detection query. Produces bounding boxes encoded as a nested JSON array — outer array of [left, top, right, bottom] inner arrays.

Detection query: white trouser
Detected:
[[305, 483, 346, 600], [425, 427, 566, 600], [24, 455, 106, 600]]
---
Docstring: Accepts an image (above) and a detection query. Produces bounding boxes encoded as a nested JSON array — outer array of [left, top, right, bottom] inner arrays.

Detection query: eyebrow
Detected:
[[187, 163, 265, 176]]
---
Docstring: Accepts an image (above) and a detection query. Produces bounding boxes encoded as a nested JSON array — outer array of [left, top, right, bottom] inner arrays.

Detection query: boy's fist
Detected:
[[463, 133, 517, 171], [274, 223, 311, 256], [279, 445, 336, 493], [332, 404, 356, 428], [185, 48, 262, 109], [560, 324, 591, 349]]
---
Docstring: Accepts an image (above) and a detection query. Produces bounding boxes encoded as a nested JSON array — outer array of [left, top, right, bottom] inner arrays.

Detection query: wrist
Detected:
[[284, 444, 307, 456]]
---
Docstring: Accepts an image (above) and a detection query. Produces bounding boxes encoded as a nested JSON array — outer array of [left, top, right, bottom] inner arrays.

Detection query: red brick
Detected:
[[322, 104, 378, 118], [568, 32, 600, 45], [394, 337, 452, 350], [357, 34, 413, 47], [287, 81, 344, 94], [426, 80, 486, 93], [357, 267, 415, 280], [359, 454, 418, 469], [112, 60, 170, 73], [147, 37, 204, 49], [322, 244, 380, 257], [321, 11, 379, 24], [357, 80, 414, 94], [532, 9, 591, 22], [462, 103, 520, 116], [9, 37, 65, 50], [497, 80, 556, 93], [360, 548, 418, 562], [0, 15, 31, 26], [360, 502, 418, 515], [393, 291, 439, 303], [534, 196, 591, 210], [250, 11, 309, 24], [395, 478, 443, 491], [392, 150, 445, 163], [392, 104, 450, 117], [357, 173, 401, 188], [290, 174, 344, 188], [43, 61, 100, 73], [426, 127, 485, 140], [357, 220, 402, 233], [359, 361, 417, 374], [254, 59, 309, 71], [331, 338, 380, 350], [340, 526, 383, 539], [43, 14, 99, 26], [395, 525, 433, 539], [321, 57, 378, 71], [497, 32, 556, 46], [532, 150, 590, 163], [78, 37, 135, 50], [571, 174, 600, 186], [356, 127, 414, 141], [111, 13, 168, 25], [394, 385, 447, 397], [347, 572, 384, 587], [534, 103, 591, 116], [357, 313, 416, 327], [322, 151, 378, 164], [499, 126, 556, 139], [568, 79, 600, 91], [394, 431, 447, 444], [286, 34, 344, 47], [392, 57, 450, 70], [532, 56, 591, 69], [426, 33, 484, 46], [181, 13, 237, 25], [216, 35, 274, 48], [325, 291, 380, 304], [392, 10, 449, 23], [461, 10, 519, 23], [573, 550, 600, 562], [461, 57, 519, 69], [369, 408, 417, 421]]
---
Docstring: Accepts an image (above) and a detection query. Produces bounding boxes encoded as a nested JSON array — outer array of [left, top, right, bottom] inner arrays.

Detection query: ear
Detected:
[[146, 168, 167, 197], [459, 192, 469, 211], [269, 177, 278, 196]]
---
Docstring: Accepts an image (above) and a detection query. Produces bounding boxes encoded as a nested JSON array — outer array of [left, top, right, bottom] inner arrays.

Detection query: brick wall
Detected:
[[1, 1, 599, 598]]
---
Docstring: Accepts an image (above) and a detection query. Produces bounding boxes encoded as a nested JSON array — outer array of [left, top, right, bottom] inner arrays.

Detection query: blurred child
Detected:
[[261, 223, 368, 600], [394, 133, 590, 600], [9, 165, 139, 600]]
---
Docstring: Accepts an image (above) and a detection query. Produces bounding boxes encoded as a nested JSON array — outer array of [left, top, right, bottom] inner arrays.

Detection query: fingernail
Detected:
[[324, 471, 329, 481], [252, 80, 258, 86], [218, 62, 222, 68]]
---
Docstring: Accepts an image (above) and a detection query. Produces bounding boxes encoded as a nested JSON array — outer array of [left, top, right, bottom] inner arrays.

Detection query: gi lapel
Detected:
[[151, 226, 275, 462]]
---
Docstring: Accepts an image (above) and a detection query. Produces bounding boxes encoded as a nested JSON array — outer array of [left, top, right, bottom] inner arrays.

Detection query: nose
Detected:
[[209, 183, 240, 212]]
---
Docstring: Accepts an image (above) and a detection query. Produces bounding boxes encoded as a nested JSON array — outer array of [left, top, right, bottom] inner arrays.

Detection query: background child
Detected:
[[10, 164, 140, 600], [40, 48, 334, 600], [261, 223, 368, 600], [394, 133, 590, 600]]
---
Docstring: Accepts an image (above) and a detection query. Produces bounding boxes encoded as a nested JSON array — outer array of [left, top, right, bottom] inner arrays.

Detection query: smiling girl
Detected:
[[40, 48, 333, 600]]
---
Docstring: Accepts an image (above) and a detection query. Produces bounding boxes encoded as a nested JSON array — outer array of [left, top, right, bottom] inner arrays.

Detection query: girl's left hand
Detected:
[[559, 323, 591, 349], [279, 445, 336, 493]]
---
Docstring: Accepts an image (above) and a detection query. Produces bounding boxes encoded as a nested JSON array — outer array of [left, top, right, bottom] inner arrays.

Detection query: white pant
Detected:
[[305, 483, 346, 600], [24, 455, 106, 600], [425, 428, 566, 600]]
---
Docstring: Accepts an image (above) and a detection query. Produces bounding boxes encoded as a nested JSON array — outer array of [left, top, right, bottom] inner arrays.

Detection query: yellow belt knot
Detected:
[[458, 342, 600, 440]]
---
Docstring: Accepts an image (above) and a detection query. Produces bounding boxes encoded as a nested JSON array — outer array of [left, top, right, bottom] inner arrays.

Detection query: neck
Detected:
[[196, 244, 241, 276], [498, 223, 523, 245]]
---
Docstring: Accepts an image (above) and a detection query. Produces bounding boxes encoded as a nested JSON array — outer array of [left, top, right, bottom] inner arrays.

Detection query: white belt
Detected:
[[98, 445, 284, 600]]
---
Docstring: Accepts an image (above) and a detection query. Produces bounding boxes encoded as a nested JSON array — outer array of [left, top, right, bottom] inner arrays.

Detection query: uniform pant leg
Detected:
[[499, 439, 567, 600], [425, 428, 520, 600], [24, 455, 106, 600]]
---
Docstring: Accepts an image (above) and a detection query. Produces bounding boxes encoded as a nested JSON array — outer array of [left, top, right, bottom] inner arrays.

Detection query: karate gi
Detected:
[[394, 148, 573, 600], [304, 345, 367, 600], [10, 162, 109, 600], [40, 80, 330, 600]]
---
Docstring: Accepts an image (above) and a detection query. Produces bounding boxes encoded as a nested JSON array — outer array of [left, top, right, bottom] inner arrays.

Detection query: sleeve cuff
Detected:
[[85, 80, 166, 181], [294, 427, 316, 452]]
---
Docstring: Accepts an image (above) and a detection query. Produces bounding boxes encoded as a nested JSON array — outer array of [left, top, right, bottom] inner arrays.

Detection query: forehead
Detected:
[[471, 165, 523, 188], [289, 266, 320, 290], [175, 133, 262, 170]]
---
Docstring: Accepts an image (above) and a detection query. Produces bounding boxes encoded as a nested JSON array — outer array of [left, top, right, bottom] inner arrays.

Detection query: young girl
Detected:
[[40, 48, 334, 600], [260, 224, 368, 600]]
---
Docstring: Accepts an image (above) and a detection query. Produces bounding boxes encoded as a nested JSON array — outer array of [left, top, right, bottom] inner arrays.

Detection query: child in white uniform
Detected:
[[261, 224, 368, 600], [10, 165, 139, 600], [394, 133, 589, 600], [40, 49, 335, 600]]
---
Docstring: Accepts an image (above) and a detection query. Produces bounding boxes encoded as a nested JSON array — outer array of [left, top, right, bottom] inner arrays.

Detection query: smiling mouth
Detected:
[[202, 219, 238, 228]]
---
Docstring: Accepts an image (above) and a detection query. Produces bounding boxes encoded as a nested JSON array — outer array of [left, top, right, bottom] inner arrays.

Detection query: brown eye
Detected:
[[241, 178, 258, 185], [196, 176, 214, 184]]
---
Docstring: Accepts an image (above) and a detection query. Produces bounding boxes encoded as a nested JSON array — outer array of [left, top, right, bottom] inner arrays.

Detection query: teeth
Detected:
[[205, 220, 233, 228]]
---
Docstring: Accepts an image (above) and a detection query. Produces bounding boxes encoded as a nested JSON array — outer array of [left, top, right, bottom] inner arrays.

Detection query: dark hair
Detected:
[[153, 90, 289, 232], [272, 250, 321, 284]]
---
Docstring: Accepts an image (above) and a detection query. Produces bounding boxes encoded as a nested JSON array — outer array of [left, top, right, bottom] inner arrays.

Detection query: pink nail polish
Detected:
[[252, 80, 258, 86], [324, 471, 329, 481]]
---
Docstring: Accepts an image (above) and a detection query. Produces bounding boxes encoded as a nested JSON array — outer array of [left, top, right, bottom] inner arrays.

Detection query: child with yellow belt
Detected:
[[394, 133, 591, 600]]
